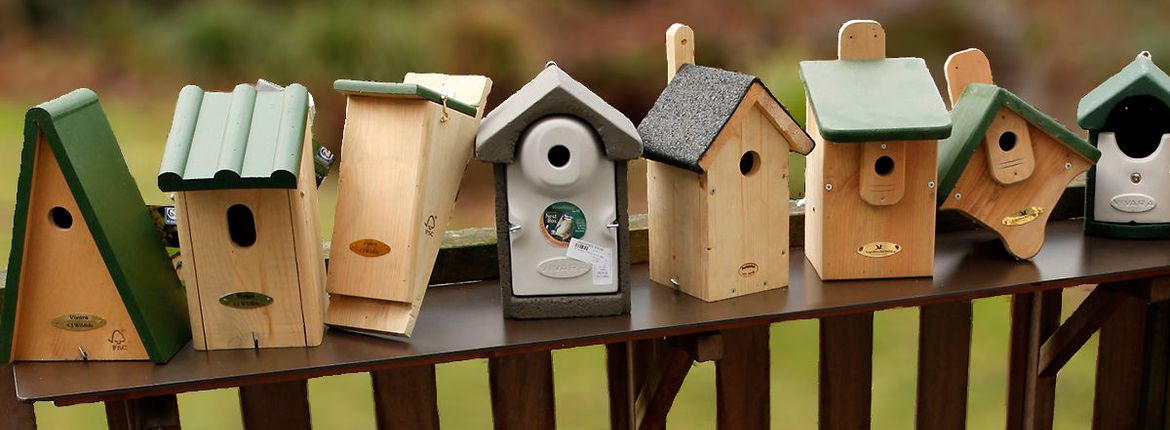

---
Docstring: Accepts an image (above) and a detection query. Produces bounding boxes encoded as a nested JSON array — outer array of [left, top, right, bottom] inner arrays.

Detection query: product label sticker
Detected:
[[567, 238, 613, 286], [592, 255, 613, 286], [541, 201, 587, 247]]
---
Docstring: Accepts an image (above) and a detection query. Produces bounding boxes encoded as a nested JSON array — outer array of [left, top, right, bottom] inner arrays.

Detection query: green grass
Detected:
[[2, 99, 1099, 428]]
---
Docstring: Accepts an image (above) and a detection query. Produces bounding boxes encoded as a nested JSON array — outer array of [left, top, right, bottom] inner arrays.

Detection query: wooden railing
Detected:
[[5, 183, 1170, 429]]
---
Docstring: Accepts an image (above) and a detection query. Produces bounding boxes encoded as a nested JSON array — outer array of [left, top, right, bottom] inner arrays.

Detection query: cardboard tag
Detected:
[[567, 238, 613, 286], [592, 255, 613, 286]]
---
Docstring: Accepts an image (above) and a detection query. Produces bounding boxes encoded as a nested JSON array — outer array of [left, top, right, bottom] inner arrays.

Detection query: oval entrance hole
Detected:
[[49, 206, 73, 230], [226, 204, 257, 247], [999, 131, 1017, 152]]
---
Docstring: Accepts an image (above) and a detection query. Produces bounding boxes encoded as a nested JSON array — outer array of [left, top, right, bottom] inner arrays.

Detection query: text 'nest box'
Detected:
[[638, 24, 814, 301], [937, 49, 1100, 259], [159, 83, 326, 350], [1078, 52, 1170, 239], [327, 74, 492, 337], [799, 20, 952, 280], [477, 63, 642, 319], [1, 89, 189, 363]]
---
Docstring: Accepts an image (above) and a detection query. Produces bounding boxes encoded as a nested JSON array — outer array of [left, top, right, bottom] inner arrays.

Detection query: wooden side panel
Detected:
[[239, 380, 312, 430], [815, 138, 937, 280], [645, 161, 706, 293], [105, 395, 181, 430], [916, 301, 972, 429], [12, 138, 148, 361], [941, 120, 1092, 259], [716, 325, 769, 430], [183, 188, 305, 350], [820, 313, 873, 430], [804, 101, 826, 273], [288, 129, 327, 346], [1, 364, 36, 430], [174, 192, 206, 350], [373, 365, 440, 430], [701, 86, 790, 301], [489, 351, 556, 430]]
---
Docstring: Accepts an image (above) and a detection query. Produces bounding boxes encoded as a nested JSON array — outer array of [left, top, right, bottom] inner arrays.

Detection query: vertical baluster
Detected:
[[372, 365, 440, 430], [1, 363, 35, 430], [916, 301, 972, 429], [1006, 290, 1061, 430], [239, 380, 311, 430], [716, 325, 770, 430], [489, 351, 555, 430], [820, 313, 874, 430], [106, 395, 181, 430]]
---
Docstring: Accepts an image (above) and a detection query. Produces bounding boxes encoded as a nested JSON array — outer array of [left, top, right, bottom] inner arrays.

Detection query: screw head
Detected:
[[1065, 162, 1073, 170], [880, 143, 888, 150], [825, 183, 833, 191], [954, 193, 962, 200], [928, 181, 935, 189], [1132, 172, 1142, 184]]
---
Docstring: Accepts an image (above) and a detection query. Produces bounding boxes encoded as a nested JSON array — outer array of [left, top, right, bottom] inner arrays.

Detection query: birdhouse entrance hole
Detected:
[[548, 145, 571, 168], [1106, 95, 1170, 160], [49, 206, 73, 230], [874, 155, 895, 176], [739, 151, 761, 176], [999, 131, 1017, 152], [226, 204, 257, 247]]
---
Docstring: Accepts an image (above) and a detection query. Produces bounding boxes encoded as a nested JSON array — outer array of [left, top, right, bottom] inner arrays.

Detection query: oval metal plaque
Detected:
[[739, 262, 759, 277], [857, 242, 902, 258], [1002, 206, 1044, 226], [537, 257, 591, 279], [51, 313, 107, 331], [349, 239, 391, 257], [219, 292, 274, 309], [1111, 193, 1156, 213]]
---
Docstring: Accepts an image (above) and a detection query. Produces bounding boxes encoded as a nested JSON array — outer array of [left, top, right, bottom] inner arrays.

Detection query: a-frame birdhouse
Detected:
[[160, 83, 326, 350], [1, 89, 189, 363], [638, 23, 814, 301], [937, 49, 1101, 259], [327, 74, 492, 336], [799, 20, 952, 280], [1078, 51, 1170, 239]]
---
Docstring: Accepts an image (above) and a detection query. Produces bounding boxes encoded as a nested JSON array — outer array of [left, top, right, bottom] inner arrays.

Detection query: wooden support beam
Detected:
[[1038, 285, 1126, 377], [106, 395, 181, 430], [607, 342, 635, 430], [1006, 290, 1061, 430], [716, 325, 769, 430], [372, 365, 440, 430], [489, 351, 555, 430], [635, 338, 695, 430], [1093, 285, 1152, 430], [1141, 300, 1170, 429], [820, 312, 874, 430], [916, 301, 972, 429], [1, 363, 36, 430], [238, 380, 311, 430]]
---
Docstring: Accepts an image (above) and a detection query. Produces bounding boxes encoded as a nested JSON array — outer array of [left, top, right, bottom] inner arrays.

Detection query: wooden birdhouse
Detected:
[[1078, 51, 1170, 238], [327, 74, 492, 336], [798, 20, 952, 280], [1, 89, 189, 363], [937, 49, 1101, 259], [638, 24, 815, 301], [159, 83, 326, 350], [476, 63, 642, 319]]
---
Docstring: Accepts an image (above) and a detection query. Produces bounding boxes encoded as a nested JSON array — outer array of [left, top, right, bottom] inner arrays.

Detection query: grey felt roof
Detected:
[[637, 64, 810, 173], [476, 63, 641, 163]]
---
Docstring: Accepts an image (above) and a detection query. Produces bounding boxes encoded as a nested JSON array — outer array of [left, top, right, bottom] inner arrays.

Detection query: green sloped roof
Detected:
[[799, 57, 952, 142], [1078, 53, 1170, 130], [158, 84, 310, 191], [333, 80, 478, 117], [2, 89, 190, 364], [937, 84, 1101, 205]]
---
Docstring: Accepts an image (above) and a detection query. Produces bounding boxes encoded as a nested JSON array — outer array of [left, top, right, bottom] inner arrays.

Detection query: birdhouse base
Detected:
[[325, 295, 417, 336]]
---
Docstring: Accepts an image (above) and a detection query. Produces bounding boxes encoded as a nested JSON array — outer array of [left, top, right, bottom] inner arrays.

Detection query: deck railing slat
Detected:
[[238, 380, 311, 430], [1006, 290, 1061, 430], [819, 313, 874, 430], [915, 301, 972, 429], [105, 395, 181, 430], [1, 363, 35, 430], [1092, 284, 1150, 429], [715, 325, 770, 430], [488, 351, 555, 430], [372, 365, 440, 430]]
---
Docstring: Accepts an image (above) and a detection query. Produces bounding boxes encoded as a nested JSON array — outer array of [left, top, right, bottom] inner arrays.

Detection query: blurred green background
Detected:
[[1, 0, 1164, 428]]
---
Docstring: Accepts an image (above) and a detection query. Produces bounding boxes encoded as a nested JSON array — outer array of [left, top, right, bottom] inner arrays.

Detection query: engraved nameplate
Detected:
[[537, 257, 591, 279], [51, 313, 106, 331], [857, 242, 902, 258], [349, 239, 391, 257], [219, 292, 274, 309], [1111, 193, 1156, 213], [1002, 207, 1044, 226]]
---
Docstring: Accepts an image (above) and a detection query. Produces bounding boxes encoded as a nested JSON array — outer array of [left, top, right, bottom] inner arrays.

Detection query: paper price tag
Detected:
[[592, 255, 613, 286], [567, 238, 613, 286]]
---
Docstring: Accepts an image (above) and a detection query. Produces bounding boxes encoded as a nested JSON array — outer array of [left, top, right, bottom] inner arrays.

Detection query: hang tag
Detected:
[[592, 255, 613, 286], [567, 238, 614, 286]]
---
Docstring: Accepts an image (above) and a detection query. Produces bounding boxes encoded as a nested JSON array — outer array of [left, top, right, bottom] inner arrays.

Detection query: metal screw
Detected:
[[670, 278, 681, 287], [1132, 172, 1142, 184], [825, 183, 833, 191], [1064, 163, 1072, 170], [710, 188, 716, 195], [880, 143, 888, 150], [79, 346, 88, 362], [928, 181, 935, 189], [954, 193, 962, 200]]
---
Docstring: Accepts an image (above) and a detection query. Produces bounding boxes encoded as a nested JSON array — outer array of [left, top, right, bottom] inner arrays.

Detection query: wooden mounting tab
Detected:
[[666, 23, 695, 83], [944, 48, 995, 107], [838, 20, 886, 60]]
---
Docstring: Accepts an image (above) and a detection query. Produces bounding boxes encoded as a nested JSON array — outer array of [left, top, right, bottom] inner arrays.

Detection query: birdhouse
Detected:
[[476, 63, 642, 319], [159, 83, 326, 350], [798, 20, 952, 280], [327, 74, 492, 336], [937, 49, 1101, 259], [1, 89, 189, 363], [1078, 51, 1170, 238], [638, 24, 815, 301]]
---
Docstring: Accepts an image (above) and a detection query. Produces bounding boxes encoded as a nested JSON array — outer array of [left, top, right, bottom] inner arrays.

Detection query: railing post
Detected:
[[716, 324, 770, 430], [1092, 281, 1170, 430], [916, 301, 972, 429], [372, 365, 440, 430], [238, 379, 312, 430], [1, 363, 35, 430], [489, 351, 556, 430], [105, 395, 181, 430], [1006, 290, 1061, 430], [820, 312, 874, 430]]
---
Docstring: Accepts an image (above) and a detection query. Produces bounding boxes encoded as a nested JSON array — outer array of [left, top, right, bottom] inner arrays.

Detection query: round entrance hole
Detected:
[[999, 131, 1017, 152], [874, 155, 895, 176], [547, 145, 571, 168], [49, 206, 73, 230], [739, 151, 760, 176]]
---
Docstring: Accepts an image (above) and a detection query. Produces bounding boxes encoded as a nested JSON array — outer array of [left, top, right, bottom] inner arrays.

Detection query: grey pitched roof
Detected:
[[636, 64, 809, 173], [476, 63, 641, 163], [158, 83, 309, 191]]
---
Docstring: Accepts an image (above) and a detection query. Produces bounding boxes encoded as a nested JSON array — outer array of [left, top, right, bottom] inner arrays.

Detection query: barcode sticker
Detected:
[[567, 238, 613, 286]]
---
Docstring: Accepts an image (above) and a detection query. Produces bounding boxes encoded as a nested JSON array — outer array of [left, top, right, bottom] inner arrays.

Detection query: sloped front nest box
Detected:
[[799, 20, 952, 280], [937, 49, 1100, 259], [638, 23, 814, 301], [327, 74, 492, 337], [159, 83, 327, 350], [1078, 52, 1170, 239], [1, 89, 189, 363], [476, 63, 642, 319]]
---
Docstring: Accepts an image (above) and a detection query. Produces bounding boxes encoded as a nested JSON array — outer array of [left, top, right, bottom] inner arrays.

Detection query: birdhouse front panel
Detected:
[[1093, 130, 1170, 223]]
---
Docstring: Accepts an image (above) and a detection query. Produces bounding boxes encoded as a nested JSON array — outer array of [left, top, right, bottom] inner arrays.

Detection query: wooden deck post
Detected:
[[372, 365, 440, 430], [1091, 281, 1170, 430], [916, 301, 972, 429], [1006, 290, 1061, 430], [716, 325, 770, 430], [489, 351, 555, 430], [105, 395, 181, 430], [1, 363, 35, 430], [820, 312, 874, 430], [239, 380, 312, 430]]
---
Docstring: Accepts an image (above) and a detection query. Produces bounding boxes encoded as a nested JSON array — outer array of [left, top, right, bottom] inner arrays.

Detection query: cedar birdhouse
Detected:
[[798, 20, 952, 280], [327, 74, 492, 336], [1, 89, 189, 363], [476, 63, 642, 319], [937, 49, 1100, 259], [159, 83, 327, 350], [1078, 52, 1170, 239], [638, 24, 814, 301]]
